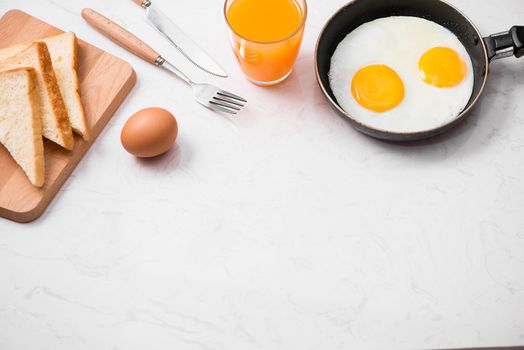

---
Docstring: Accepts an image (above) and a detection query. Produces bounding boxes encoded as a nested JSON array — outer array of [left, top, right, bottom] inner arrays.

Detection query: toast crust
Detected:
[[69, 33, 89, 140], [37, 42, 74, 150], [26, 67, 45, 187]]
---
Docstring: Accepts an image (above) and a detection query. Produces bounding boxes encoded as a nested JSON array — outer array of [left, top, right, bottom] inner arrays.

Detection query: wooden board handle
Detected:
[[81, 8, 160, 64]]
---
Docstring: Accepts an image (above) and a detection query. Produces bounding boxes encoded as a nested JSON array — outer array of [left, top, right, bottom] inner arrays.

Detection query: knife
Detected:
[[132, 0, 228, 78]]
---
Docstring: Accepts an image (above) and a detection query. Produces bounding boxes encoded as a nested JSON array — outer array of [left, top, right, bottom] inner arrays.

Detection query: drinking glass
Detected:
[[224, 0, 307, 86]]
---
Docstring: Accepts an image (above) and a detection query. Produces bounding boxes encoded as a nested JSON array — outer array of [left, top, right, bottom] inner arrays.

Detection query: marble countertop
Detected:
[[1, 0, 524, 349]]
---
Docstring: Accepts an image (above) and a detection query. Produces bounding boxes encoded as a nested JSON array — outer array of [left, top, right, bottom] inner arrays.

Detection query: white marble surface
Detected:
[[1, 0, 524, 349]]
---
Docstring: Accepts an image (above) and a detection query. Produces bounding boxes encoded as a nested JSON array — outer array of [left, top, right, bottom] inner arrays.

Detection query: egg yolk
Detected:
[[419, 47, 467, 88], [351, 64, 405, 113]]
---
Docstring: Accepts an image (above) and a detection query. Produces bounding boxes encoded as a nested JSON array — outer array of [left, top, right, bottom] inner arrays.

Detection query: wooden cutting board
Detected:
[[0, 10, 136, 223]]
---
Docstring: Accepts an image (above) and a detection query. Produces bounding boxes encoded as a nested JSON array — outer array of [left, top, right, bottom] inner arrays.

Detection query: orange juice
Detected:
[[225, 0, 307, 85], [227, 0, 303, 42]]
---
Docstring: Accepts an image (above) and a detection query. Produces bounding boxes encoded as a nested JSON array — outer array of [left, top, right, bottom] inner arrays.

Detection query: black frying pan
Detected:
[[315, 0, 524, 142]]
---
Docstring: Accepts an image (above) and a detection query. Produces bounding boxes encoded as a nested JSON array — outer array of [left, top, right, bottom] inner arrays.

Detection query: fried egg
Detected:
[[329, 16, 474, 133]]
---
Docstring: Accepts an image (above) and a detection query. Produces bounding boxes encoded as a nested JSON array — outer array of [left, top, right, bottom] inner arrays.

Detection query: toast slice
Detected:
[[0, 42, 74, 150], [0, 33, 89, 140], [0, 68, 45, 187], [39, 33, 89, 140]]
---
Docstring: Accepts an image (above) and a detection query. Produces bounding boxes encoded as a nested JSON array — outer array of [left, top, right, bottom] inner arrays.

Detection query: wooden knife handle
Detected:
[[132, 0, 144, 5], [81, 8, 160, 64]]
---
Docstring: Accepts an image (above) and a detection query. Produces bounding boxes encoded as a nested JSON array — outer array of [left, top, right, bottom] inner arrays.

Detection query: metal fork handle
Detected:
[[156, 58, 193, 86]]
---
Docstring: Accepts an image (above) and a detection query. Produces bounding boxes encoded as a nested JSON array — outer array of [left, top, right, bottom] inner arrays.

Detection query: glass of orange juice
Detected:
[[224, 0, 307, 86]]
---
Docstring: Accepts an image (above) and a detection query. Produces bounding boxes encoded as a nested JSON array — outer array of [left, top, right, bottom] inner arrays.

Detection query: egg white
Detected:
[[329, 16, 474, 133]]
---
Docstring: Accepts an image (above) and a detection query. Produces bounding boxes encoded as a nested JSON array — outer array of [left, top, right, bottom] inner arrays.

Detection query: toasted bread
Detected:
[[40, 33, 89, 140], [0, 68, 45, 187], [0, 42, 74, 150], [0, 33, 89, 140]]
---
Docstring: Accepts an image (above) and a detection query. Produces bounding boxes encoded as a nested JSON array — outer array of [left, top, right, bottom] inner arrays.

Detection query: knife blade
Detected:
[[133, 0, 228, 78]]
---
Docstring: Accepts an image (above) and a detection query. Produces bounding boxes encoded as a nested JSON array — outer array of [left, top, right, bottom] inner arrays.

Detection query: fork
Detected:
[[81, 8, 246, 114]]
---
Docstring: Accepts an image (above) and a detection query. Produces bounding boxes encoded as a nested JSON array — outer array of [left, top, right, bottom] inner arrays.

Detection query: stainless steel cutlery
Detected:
[[81, 8, 246, 115]]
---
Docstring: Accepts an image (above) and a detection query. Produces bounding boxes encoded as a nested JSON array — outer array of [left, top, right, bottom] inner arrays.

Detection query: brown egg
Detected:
[[121, 107, 178, 158]]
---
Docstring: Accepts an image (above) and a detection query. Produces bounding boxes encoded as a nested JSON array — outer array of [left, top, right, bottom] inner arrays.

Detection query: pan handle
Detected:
[[484, 26, 524, 61]]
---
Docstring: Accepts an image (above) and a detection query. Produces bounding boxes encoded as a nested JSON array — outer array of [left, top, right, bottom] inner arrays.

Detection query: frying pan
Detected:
[[315, 0, 524, 142]]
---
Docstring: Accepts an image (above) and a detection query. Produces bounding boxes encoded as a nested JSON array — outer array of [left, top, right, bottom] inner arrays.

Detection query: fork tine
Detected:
[[213, 95, 245, 108], [209, 101, 239, 114], [211, 99, 241, 111], [217, 90, 247, 103]]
